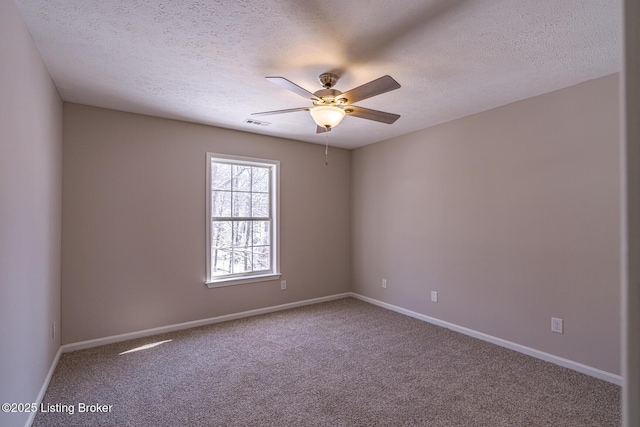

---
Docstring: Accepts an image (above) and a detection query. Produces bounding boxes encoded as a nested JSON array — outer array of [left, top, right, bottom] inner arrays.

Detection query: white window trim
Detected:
[[205, 153, 280, 288]]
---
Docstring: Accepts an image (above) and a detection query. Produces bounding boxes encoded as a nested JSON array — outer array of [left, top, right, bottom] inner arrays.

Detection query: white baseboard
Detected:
[[26, 347, 62, 427], [348, 292, 622, 385], [62, 293, 351, 353]]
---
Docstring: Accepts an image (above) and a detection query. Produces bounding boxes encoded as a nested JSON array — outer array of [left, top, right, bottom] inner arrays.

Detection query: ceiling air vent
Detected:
[[243, 118, 270, 126]]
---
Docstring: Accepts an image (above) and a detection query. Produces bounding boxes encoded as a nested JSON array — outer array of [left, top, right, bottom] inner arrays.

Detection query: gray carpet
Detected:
[[34, 298, 620, 426]]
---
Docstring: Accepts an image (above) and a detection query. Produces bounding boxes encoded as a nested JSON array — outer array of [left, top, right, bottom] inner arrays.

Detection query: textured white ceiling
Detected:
[[15, 0, 621, 149]]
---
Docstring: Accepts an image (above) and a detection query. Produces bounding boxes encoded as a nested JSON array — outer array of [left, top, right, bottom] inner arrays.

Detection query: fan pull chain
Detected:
[[325, 126, 329, 166]]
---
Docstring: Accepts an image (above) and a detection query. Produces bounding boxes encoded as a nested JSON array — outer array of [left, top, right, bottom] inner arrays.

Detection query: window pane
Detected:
[[232, 249, 252, 274], [211, 249, 231, 276], [252, 167, 270, 193], [232, 221, 251, 247], [232, 192, 251, 217], [232, 165, 252, 192], [212, 191, 231, 217], [252, 246, 270, 272], [252, 221, 270, 246], [211, 163, 231, 190], [211, 221, 232, 249], [252, 193, 269, 217]]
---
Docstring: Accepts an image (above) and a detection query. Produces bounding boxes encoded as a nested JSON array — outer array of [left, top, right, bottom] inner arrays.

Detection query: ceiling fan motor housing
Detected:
[[313, 88, 343, 105]]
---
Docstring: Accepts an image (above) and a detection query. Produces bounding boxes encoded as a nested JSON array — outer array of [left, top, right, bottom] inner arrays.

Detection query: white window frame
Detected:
[[205, 153, 280, 288]]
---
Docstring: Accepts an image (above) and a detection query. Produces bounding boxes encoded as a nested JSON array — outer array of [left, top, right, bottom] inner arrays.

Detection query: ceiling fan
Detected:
[[252, 73, 401, 133]]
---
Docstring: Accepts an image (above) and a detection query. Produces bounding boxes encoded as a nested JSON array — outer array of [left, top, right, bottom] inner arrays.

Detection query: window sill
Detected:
[[205, 273, 281, 289]]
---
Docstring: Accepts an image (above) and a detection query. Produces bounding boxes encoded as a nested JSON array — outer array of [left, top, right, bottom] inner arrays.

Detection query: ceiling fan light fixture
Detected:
[[309, 105, 345, 129]]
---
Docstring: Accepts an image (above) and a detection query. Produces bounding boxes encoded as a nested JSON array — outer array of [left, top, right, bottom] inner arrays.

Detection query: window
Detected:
[[206, 153, 280, 287]]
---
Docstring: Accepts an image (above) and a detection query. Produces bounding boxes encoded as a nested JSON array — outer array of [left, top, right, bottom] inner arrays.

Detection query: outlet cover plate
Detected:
[[551, 317, 563, 334]]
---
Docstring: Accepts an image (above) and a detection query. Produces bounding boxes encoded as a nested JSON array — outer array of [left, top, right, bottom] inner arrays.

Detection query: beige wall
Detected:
[[352, 74, 621, 375], [0, 1, 63, 426], [61, 104, 351, 344]]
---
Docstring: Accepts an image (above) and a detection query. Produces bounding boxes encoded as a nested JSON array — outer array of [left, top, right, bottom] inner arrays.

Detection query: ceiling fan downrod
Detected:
[[318, 73, 339, 89]]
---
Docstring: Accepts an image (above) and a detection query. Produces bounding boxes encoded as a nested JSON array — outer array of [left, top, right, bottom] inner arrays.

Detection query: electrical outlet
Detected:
[[551, 317, 563, 334], [52, 321, 56, 339], [280, 280, 286, 290], [431, 291, 438, 303], [382, 279, 387, 289]]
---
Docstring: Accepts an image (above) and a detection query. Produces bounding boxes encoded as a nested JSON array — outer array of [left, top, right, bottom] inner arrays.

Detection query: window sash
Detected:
[[210, 218, 273, 278]]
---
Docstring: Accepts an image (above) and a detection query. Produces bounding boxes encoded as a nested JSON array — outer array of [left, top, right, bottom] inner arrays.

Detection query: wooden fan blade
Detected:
[[266, 77, 321, 101], [337, 75, 400, 104], [316, 125, 332, 134], [252, 107, 310, 116], [345, 105, 400, 124]]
